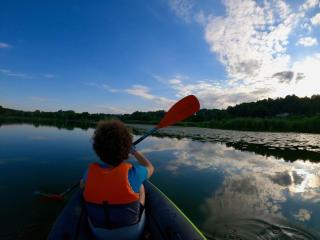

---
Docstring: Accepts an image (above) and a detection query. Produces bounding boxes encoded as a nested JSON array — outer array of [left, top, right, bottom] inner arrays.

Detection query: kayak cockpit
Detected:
[[48, 181, 206, 240]]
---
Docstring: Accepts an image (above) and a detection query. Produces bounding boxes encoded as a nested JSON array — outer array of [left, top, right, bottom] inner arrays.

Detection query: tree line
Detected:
[[1, 94, 320, 133], [190, 94, 320, 121]]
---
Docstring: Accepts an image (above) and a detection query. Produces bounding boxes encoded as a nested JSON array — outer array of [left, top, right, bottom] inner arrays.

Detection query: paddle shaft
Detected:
[[133, 127, 158, 146], [60, 183, 80, 197]]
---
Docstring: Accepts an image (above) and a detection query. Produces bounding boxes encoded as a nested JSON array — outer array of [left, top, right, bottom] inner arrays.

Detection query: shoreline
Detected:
[[1, 115, 320, 135]]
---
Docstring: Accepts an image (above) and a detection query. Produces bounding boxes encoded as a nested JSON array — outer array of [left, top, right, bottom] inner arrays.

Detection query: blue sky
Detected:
[[1, 0, 320, 113]]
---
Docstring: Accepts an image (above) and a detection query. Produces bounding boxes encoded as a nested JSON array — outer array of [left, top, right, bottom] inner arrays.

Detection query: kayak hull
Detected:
[[48, 181, 206, 240]]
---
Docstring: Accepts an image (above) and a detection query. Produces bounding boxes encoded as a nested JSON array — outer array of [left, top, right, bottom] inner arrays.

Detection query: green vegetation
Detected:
[[1, 95, 320, 133], [195, 116, 320, 133]]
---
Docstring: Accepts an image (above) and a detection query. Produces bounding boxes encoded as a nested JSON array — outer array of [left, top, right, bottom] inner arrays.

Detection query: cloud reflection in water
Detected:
[[141, 136, 320, 237]]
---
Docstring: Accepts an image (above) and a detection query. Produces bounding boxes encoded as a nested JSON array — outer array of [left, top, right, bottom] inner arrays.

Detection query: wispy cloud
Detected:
[[29, 96, 57, 102], [43, 74, 55, 79], [0, 68, 56, 80], [297, 37, 318, 46], [0, 42, 11, 49], [83, 82, 120, 92], [124, 85, 174, 106], [311, 13, 320, 25], [86, 82, 175, 109], [102, 84, 120, 93], [300, 0, 319, 10], [94, 105, 127, 114], [168, 0, 195, 22], [0, 68, 32, 79]]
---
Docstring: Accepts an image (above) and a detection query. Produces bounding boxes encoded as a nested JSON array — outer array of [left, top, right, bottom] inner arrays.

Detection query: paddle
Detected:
[[34, 95, 200, 201], [34, 183, 79, 201], [133, 95, 200, 145]]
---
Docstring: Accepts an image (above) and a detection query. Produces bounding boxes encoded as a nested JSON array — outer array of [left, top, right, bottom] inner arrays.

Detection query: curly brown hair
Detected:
[[92, 120, 133, 166]]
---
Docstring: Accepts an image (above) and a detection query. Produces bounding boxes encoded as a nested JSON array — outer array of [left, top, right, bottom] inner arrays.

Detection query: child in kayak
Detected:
[[80, 120, 154, 239]]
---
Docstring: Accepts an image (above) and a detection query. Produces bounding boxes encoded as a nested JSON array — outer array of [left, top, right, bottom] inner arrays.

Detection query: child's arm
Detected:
[[79, 179, 85, 189], [79, 168, 88, 189], [132, 150, 154, 178]]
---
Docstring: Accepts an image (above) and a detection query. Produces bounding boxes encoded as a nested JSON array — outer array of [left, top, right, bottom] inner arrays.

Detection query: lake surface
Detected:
[[0, 124, 319, 239]]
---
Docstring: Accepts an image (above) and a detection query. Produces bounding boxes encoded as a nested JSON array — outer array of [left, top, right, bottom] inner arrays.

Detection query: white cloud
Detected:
[[301, 22, 312, 32], [166, 0, 320, 107], [165, 52, 320, 107], [300, 0, 319, 10], [311, 13, 320, 25], [169, 78, 182, 85], [82, 1, 320, 111], [125, 85, 154, 99], [204, 0, 302, 83], [296, 37, 318, 46], [195, 10, 207, 25], [286, 53, 320, 96], [88, 82, 175, 109], [168, 0, 194, 22], [124, 85, 174, 106], [166, 75, 271, 108], [0, 42, 11, 49]]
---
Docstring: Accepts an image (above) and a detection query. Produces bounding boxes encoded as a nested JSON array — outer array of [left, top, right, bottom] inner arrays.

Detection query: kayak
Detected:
[[48, 181, 207, 240]]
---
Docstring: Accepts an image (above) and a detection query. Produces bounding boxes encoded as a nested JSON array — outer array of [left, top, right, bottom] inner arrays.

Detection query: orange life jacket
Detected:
[[83, 162, 139, 205]]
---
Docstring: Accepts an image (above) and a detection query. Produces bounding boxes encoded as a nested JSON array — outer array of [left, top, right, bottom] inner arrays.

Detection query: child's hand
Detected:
[[130, 145, 137, 155]]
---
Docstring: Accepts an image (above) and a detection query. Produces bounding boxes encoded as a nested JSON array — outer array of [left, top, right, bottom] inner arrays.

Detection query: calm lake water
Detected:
[[0, 124, 320, 239]]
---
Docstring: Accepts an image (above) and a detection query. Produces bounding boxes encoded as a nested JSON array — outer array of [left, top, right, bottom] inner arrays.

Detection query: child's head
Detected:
[[92, 120, 132, 166]]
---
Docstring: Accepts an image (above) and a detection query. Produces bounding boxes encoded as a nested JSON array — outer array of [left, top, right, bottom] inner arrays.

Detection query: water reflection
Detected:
[[0, 118, 94, 130], [138, 136, 320, 238], [0, 124, 319, 239], [294, 209, 312, 222], [132, 124, 320, 162]]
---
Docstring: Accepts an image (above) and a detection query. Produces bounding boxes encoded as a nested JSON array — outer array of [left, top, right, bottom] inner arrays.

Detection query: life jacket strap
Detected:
[[85, 200, 142, 229], [103, 201, 112, 229]]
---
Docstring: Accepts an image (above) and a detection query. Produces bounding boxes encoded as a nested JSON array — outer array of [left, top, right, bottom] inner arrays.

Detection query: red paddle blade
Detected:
[[44, 194, 65, 201], [34, 191, 65, 201], [157, 95, 200, 128]]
